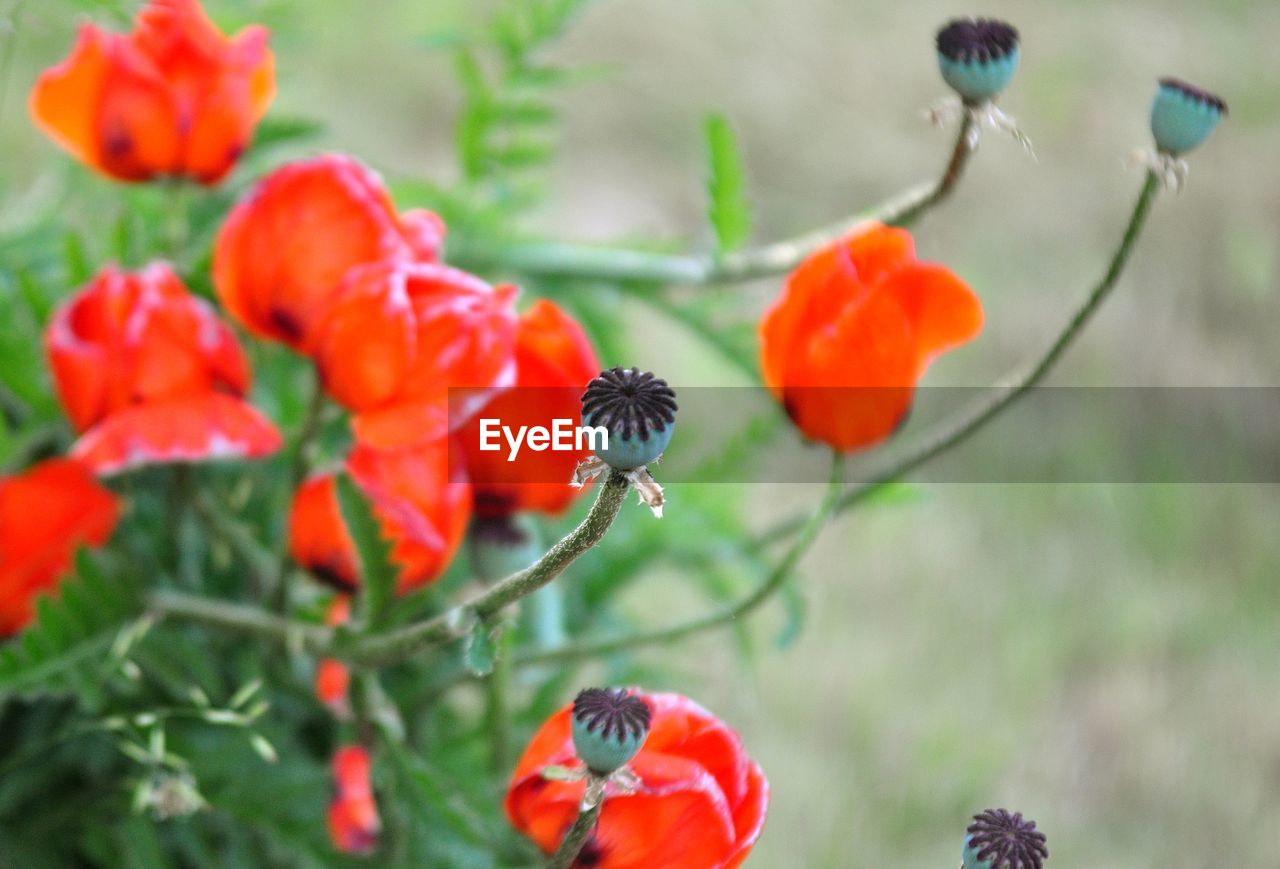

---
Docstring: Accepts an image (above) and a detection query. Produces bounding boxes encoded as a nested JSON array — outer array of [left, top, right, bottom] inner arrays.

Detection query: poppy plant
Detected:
[[29, 0, 274, 184], [0, 459, 120, 636], [327, 745, 379, 854], [45, 263, 281, 475], [506, 691, 769, 868], [288, 438, 471, 593], [310, 260, 519, 449], [457, 299, 601, 517], [759, 223, 983, 452], [213, 154, 445, 352]]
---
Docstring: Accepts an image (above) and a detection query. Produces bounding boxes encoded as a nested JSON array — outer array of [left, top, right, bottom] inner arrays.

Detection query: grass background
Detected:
[[3, 0, 1279, 865]]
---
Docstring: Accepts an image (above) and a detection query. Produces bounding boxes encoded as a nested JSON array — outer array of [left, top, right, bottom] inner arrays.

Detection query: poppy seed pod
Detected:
[[1150, 78, 1226, 156], [936, 18, 1020, 104], [570, 688, 652, 775], [581, 367, 677, 470], [962, 808, 1048, 869]]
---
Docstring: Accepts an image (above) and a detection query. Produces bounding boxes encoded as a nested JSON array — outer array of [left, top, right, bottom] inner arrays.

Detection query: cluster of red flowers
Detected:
[[7, 0, 989, 861]]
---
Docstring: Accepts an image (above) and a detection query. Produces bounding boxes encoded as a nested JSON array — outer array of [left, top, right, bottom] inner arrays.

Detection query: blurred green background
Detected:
[[3, 0, 1279, 865]]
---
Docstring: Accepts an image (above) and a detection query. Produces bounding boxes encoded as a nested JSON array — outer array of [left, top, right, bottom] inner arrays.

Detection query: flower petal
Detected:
[[71, 393, 282, 475]]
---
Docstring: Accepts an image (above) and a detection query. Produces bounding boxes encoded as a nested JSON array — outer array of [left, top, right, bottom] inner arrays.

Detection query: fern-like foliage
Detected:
[[704, 113, 753, 253], [0, 551, 146, 704], [453, 0, 597, 215]]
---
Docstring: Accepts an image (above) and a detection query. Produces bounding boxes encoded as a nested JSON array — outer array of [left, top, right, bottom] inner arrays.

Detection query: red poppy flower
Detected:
[[29, 0, 274, 184], [327, 745, 379, 854], [759, 223, 983, 452], [213, 154, 445, 352], [0, 459, 120, 636], [506, 691, 769, 869], [314, 596, 350, 716], [311, 260, 518, 449], [457, 300, 600, 517], [288, 438, 471, 593], [45, 263, 281, 475]]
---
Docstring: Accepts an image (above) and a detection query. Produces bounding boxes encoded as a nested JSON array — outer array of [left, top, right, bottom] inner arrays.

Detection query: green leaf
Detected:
[[335, 473, 397, 626], [0, 551, 144, 702], [704, 113, 752, 253], [248, 117, 325, 154], [464, 620, 497, 677]]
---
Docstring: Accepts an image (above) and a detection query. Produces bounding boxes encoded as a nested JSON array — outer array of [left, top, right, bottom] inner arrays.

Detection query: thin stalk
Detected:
[[518, 453, 844, 666], [485, 629, 514, 775], [546, 801, 602, 869], [451, 117, 977, 286]]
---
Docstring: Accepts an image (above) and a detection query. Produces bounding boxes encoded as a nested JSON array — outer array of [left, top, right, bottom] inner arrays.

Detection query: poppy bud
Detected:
[[570, 687, 652, 775], [962, 808, 1048, 869], [936, 18, 1020, 104], [1150, 78, 1226, 156], [469, 514, 541, 582], [581, 368, 677, 470]]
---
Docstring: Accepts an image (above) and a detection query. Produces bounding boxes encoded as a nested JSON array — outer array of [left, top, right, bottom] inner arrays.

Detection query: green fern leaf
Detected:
[[704, 113, 753, 253], [335, 473, 397, 627], [0, 551, 144, 702]]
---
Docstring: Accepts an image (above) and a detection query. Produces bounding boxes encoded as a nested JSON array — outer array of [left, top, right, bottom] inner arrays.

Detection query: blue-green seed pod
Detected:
[[936, 18, 1020, 104], [581, 367, 677, 470], [962, 809, 1048, 868], [571, 687, 651, 775], [1150, 78, 1226, 156]]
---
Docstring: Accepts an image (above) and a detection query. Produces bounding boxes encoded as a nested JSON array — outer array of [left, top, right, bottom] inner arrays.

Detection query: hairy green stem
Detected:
[[151, 470, 632, 667], [148, 589, 332, 654], [517, 454, 844, 666], [546, 801, 602, 869], [451, 116, 976, 286], [345, 470, 630, 667]]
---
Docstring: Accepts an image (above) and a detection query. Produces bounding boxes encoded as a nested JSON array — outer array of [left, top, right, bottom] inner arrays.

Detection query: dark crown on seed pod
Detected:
[[570, 687, 652, 775], [936, 18, 1019, 63], [580, 367, 677, 442], [1157, 77, 1228, 114], [573, 688, 651, 743], [966, 809, 1049, 869]]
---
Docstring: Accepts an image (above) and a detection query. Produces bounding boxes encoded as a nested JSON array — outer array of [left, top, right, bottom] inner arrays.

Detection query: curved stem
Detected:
[[756, 170, 1162, 546], [517, 454, 844, 667], [149, 469, 634, 668], [148, 589, 333, 654], [451, 116, 976, 286], [270, 373, 328, 611], [515, 170, 1160, 663], [546, 801, 602, 869]]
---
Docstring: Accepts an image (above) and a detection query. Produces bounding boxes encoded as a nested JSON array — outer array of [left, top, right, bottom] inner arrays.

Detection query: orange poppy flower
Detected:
[[759, 223, 983, 452], [327, 745, 379, 854], [29, 0, 274, 184], [457, 300, 600, 517], [0, 459, 120, 636], [311, 260, 518, 449], [506, 691, 769, 869], [314, 595, 351, 716], [288, 438, 471, 594], [45, 263, 281, 474], [213, 154, 445, 352]]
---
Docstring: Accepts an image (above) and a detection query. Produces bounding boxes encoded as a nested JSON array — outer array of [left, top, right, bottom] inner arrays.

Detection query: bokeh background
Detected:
[[3, 0, 1279, 865]]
